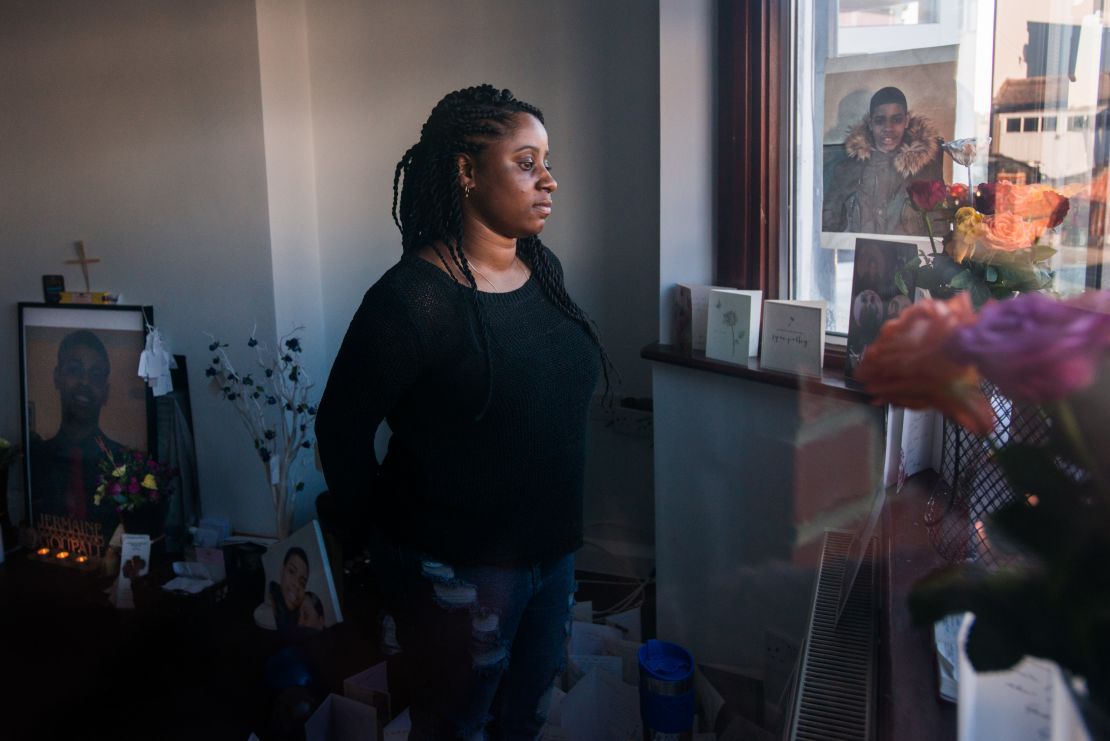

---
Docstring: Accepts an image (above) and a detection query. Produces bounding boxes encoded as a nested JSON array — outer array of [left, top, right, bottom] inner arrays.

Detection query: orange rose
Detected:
[[855, 294, 993, 434], [991, 181, 1070, 231], [980, 212, 1045, 252], [996, 183, 1066, 221]]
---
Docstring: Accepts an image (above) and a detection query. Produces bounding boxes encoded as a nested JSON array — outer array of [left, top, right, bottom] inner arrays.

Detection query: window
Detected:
[[1069, 114, 1089, 131], [838, 1, 939, 27], [771, 0, 1109, 335]]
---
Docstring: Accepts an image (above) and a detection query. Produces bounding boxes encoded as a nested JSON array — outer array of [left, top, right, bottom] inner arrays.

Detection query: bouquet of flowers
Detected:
[[204, 328, 316, 539], [899, 139, 1070, 307], [856, 290, 1110, 726], [93, 437, 177, 513]]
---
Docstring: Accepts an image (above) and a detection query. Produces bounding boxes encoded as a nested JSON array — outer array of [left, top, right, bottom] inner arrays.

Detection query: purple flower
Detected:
[[127, 479, 141, 495], [946, 291, 1110, 403], [108, 482, 122, 496]]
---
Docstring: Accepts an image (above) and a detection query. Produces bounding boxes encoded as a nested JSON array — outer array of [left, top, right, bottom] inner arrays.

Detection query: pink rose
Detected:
[[946, 291, 1110, 403], [855, 294, 993, 434], [979, 212, 1044, 252]]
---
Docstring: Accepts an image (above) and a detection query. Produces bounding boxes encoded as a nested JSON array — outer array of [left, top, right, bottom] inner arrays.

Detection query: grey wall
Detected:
[[0, 0, 279, 533], [303, 0, 660, 401]]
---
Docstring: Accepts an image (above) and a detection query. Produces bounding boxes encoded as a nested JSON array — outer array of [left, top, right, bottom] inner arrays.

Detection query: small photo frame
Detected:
[[845, 239, 919, 375], [260, 520, 343, 634], [18, 303, 154, 540]]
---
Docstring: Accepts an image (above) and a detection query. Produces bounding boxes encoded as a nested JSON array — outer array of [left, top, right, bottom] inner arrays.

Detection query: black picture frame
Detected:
[[17, 302, 155, 540]]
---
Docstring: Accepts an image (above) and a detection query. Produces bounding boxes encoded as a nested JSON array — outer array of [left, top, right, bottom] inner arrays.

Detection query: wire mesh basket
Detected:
[[923, 380, 1050, 568]]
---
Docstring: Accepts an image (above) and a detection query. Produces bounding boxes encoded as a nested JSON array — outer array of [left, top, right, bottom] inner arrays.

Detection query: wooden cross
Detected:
[[65, 240, 100, 292]]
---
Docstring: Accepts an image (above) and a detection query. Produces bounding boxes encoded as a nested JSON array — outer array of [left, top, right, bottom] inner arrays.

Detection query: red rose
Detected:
[[947, 183, 970, 208], [1046, 191, 1070, 228], [908, 180, 947, 212]]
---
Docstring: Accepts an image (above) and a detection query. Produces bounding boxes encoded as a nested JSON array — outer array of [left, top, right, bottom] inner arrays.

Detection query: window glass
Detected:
[[797, 0, 1108, 335], [839, 0, 939, 27]]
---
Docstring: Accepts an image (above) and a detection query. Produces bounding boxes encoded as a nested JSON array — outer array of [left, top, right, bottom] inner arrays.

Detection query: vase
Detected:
[[119, 505, 168, 562], [119, 506, 165, 537], [924, 380, 1056, 567]]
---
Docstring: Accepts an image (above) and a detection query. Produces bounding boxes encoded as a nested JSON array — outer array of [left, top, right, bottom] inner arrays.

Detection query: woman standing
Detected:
[[315, 85, 612, 739]]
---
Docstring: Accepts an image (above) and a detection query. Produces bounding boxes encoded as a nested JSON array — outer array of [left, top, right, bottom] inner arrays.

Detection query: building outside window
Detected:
[[792, 0, 1108, 335]]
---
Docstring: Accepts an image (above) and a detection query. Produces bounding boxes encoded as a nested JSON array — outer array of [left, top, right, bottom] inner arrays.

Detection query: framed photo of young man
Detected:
[[18, 303, 154, 541]]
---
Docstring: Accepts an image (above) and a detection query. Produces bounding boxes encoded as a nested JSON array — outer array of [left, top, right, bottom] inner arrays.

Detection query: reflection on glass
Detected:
[[838, 0, 938, 28], [802, 0, 1109, 334]]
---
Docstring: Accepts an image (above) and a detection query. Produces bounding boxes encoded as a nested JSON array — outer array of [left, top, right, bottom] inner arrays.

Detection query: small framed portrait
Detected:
[[845, 238, 919, 374], [258, 520, 343, 636], [18, 303, 154, 540]]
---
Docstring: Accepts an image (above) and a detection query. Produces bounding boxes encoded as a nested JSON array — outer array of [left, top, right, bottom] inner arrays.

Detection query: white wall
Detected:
[[659, 0, 716, 341], [0, 0, 280, 534], [255, 0, 327, 526]]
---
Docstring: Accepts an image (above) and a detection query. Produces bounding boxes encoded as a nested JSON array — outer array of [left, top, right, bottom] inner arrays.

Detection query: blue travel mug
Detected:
[[638, 639, 695, 740]]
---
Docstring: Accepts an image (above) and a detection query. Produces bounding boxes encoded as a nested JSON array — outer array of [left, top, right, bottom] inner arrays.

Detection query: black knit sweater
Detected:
[[315, 249, 601, 564]]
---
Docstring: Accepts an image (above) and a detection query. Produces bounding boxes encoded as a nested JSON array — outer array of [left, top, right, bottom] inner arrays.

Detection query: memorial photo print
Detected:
[[19, 303, 152, 537], [821, 55, 956, 237]]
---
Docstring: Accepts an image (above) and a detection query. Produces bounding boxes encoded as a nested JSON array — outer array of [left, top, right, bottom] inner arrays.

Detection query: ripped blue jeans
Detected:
[[370, 538, 575, 741]]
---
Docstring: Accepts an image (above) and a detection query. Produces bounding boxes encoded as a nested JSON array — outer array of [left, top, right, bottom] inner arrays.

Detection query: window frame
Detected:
[[716, 0, 787, 301]]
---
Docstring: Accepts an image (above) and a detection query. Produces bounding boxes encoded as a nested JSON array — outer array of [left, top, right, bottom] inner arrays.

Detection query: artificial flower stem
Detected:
[[1051, 400, 1109, 492]]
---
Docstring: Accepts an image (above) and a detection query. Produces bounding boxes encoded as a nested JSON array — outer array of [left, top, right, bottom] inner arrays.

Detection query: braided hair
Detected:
[[392, 84, 617, 419]]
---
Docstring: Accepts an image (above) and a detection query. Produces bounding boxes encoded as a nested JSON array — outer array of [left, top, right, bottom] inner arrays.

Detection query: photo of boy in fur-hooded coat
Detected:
[[823, 86, 943, 236]]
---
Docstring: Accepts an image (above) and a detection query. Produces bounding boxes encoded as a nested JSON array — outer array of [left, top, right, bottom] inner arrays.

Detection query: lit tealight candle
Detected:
[[55, 551, 70, 559], [36, 547, 50, 556], [75, 555, 88, 564]]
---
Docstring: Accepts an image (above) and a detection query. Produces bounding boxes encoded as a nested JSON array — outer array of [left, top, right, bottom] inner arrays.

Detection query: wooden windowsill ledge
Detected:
[[641, 342, 872, 404]]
